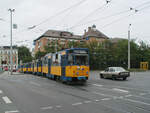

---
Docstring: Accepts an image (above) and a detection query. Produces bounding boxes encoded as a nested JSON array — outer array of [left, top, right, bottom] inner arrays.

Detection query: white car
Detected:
[[100, 67, 130, 80]]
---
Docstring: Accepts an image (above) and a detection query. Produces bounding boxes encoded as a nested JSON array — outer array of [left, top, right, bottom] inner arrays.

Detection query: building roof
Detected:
[[83, 25, 109, 39], [34, 30, 82, 42]]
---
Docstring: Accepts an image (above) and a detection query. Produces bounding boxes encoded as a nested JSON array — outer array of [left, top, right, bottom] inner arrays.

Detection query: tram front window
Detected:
[[68, 54, 74, 65], [75, 55, 88, 65], [68, 54, 88, 65]]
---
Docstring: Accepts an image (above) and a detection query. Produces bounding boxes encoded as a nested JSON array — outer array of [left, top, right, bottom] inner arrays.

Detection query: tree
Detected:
[[35, 51, 46, 59], [18, 46, 32, 63]]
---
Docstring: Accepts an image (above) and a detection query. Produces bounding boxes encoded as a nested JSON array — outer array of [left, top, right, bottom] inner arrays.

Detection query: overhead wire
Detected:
[[28, 0, 88, 29], [69, 0, 112, 30], [69, 9, 130, 29], [67, 1, 150, 30], [101, 4, 150, 28], [0, 0, 88, 46], [2, 0, 150, 46], [8, 0, 88, 42]]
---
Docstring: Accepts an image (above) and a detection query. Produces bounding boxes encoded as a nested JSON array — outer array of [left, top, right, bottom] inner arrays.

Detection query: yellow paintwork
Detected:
[[140, 62, 149, 70], [28, 68, 31, 72], [31, 67, 33, 72], [38, 66, 42, 72], [51, 66, 61, 76], [42, 66, 48, 74], [23, 68, 27, 72], [34, 67, 37, 72], [65, 66, 89, 77]]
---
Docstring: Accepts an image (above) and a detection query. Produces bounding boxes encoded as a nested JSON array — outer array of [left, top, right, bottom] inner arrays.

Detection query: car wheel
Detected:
[[100, 74, 104, 79], [123, 77, 127, 80]]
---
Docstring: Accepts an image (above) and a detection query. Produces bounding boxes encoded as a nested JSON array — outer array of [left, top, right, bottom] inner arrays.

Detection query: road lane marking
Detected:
[[41, 106, 53, 110], [72, 102, 83, 106], [140, 93, 146, 96], [0, 90, 3, 94], [92, 84, 103, 87], [135, 106, 150, 112], [92, 85, 130, 94], [125, 95, 132, 97], [93, 92, 115, 98], [56, 105, 62, 108], [128, 94, 150, 100], [84, 100, 92, 103], [2, 96, 12, 104], [112, 88, 129, 93], [123, 98, 150, 106], [109, 85, 149, 93], [5, 111, 19, 113], [113, 96, 124, 99], [30, 81, 41, 86], [94, 99, 100, 102], [101, 98, 111, 101]]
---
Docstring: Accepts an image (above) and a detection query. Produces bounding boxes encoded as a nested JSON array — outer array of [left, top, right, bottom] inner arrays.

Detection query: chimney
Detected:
[[88, 27, 92, 31], [84, 29, 86, 34]]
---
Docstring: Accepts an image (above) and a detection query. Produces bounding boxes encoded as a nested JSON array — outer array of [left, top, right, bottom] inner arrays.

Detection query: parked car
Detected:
[[100, 67, 130, 80]]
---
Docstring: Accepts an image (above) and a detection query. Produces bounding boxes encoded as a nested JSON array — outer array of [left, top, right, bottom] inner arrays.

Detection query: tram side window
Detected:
[[52, 54, 60, 66], [75, 55, 88, 65]]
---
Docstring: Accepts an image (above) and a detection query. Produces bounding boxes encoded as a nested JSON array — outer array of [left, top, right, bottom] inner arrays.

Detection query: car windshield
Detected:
[[113, 67, 126, 71]]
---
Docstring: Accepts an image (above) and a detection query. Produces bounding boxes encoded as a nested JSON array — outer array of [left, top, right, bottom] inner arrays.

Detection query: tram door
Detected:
[[61, 55, 66, 77]]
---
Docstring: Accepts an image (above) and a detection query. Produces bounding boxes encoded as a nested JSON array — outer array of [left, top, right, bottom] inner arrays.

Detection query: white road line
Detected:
[[93, 92, 115, 98], [0, 90, 3, 94], [5, 110, 19, 113], [109, 85, 150, 93], [125, 95, 132, 97], [41, 106, 53, 110], [92, 84, 103, 87], [56, 105, 62, 108], [140, 93, 146, 96], [129, 94, 150, 100], [30, 81, 41, 86], [123, 98, 150, 106], [113, 96, 124, 100], [72, 102, 83, 106], [2, 96, 12, 104], [112, 88, 129, 93], [101, 98, 111, 101], [84, 100, 92, 103], [94, 99, 100, 102]]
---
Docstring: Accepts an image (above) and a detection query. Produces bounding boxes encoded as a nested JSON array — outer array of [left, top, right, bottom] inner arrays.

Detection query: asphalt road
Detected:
[[0, 71, 150, 113]]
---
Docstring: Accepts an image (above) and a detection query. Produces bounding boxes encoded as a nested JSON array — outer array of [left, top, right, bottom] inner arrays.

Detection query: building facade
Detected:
[[33, 26, 109, 54], [33, 30, 82, 54], [0, 46, 18, 70]]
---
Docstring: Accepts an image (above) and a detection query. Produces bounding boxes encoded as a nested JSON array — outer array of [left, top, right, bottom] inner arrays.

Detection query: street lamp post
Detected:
[[8, 9, 15, 75], [128, 24, 131, 70]]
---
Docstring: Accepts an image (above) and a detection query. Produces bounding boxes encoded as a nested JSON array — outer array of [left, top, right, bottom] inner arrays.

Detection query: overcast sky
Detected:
[[0, 0, 150, 50]]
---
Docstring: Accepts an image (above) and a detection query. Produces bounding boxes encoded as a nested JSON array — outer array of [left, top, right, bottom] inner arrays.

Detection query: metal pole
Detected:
[[8, 9, 15, 75], [128, 24, 131, 70]]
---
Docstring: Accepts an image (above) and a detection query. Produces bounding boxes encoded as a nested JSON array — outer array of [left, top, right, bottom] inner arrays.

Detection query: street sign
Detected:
[[13, 24, 17, 29]]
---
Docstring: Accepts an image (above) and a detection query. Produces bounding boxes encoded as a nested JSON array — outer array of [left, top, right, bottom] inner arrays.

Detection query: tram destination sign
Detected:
[[73, 50, 87, 54]]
